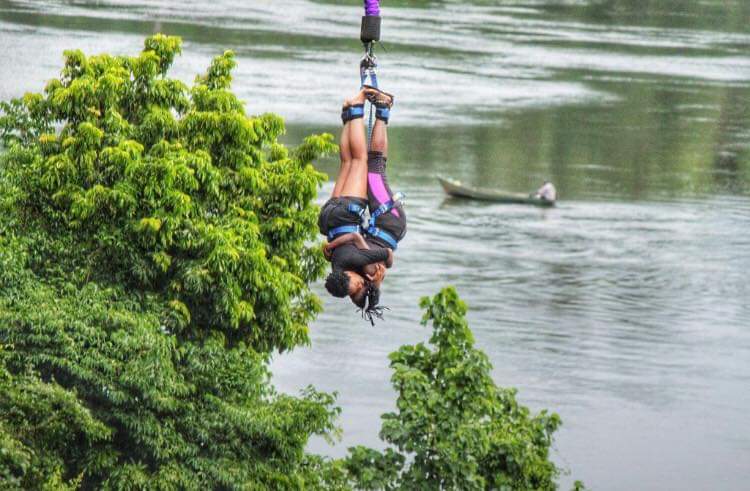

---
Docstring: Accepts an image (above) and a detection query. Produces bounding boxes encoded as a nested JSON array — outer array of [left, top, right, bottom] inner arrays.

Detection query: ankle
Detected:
[[375, 106, 390, 124], [341, 104, 365, 125], [349, 91, 367, 106]]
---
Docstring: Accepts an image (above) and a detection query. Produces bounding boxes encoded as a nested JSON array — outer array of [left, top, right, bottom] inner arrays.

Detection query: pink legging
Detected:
[[367, 151, 400, 218]]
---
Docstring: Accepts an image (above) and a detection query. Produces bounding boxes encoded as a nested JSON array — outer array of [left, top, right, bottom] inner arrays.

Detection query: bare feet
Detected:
[[344, 90, 368, 108], [363, 86, 394, 108]]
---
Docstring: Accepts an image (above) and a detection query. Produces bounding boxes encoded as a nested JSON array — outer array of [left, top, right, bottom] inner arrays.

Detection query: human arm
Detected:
[[322, 241, 333, 261], [340, 246, 389, 272], [324, 233, 370, 259], [385, 248, 394, 268]]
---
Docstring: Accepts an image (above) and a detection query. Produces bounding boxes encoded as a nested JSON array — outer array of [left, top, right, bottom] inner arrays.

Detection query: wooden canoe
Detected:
[[437, 176, 555, 207]]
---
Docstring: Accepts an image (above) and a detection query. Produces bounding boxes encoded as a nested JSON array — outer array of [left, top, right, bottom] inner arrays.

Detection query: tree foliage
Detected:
[[0, 35, 341, 489], [0, 34, 336, 353], [344, 287, 567, 490]]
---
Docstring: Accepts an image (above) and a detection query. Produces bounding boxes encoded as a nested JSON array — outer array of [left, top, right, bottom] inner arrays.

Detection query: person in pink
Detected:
[[318, 86, 405, 320]]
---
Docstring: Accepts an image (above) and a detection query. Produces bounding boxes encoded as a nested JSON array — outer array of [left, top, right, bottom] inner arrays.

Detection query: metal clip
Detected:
[[360, 50, 377, 72], [392, 191, 405, 207]]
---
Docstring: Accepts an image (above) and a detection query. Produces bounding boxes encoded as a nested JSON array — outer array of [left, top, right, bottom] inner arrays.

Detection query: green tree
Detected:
[[0, 34, 342, 489], [345, 287, 567, 490]]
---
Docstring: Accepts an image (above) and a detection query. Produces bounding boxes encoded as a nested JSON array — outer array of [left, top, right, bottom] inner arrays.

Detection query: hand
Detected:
[[374, 264, 386, 284], [322, 242, 333, 261], [366, 263, 386, 284], [354, 233, 370, 250]]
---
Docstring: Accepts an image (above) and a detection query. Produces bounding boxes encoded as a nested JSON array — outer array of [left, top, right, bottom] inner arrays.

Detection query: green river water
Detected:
[[1, 1, 749, 489]]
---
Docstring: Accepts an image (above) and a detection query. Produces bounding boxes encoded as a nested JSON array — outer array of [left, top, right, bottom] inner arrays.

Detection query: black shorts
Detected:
[[368, 203, 406, 249], [318, 196, 366, 237], [366, 151, 407, 248]]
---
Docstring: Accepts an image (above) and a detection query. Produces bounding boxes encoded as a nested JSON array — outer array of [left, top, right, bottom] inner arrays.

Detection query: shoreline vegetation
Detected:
[[0, 35, 578, 489]]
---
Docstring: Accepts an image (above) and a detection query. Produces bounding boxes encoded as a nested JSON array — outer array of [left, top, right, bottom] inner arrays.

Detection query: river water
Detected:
[[1, 1, 749, 489]]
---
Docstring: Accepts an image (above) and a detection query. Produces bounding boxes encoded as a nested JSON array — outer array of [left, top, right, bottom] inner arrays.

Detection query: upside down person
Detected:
[[317, 86, 406, 322]]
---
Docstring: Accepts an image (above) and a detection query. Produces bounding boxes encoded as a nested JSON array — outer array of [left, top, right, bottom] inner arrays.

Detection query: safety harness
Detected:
[[326, 193, 404, 250], [325, 1, 403, 251], [360, 51, 378, 148]]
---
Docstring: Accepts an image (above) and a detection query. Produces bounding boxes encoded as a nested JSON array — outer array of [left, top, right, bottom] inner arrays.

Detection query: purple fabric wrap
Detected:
[[364, 0, 380, 16]]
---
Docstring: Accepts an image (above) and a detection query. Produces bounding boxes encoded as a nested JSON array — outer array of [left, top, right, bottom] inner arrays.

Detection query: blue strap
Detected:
[[370, 201, 392, 221], [365, 193, 404, 249], [370, 192, 404, 221], [376, 106, 389, 121], [366, 225, 398, 250], [347, 106, 365, 118], [328, 224, 362, 241], [348, 202, 366, 216], [360, 66, 378, 149], [327, 202, 366, 240], [360, 65, 378, 89]]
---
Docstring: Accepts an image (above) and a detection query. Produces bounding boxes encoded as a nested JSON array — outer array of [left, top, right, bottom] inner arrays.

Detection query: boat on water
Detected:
[[437, 176, 556, 207]]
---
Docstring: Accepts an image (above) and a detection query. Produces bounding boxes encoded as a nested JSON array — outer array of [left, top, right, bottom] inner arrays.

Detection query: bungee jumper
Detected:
[[318, 0, 407, 324]]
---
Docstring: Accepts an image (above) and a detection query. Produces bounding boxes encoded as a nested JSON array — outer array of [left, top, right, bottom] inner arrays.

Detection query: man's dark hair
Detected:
[[325, 269, 350, 298]]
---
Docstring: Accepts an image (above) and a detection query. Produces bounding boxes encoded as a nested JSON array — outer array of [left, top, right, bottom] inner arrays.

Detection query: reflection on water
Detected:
[[1, 0, 749, 489]]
